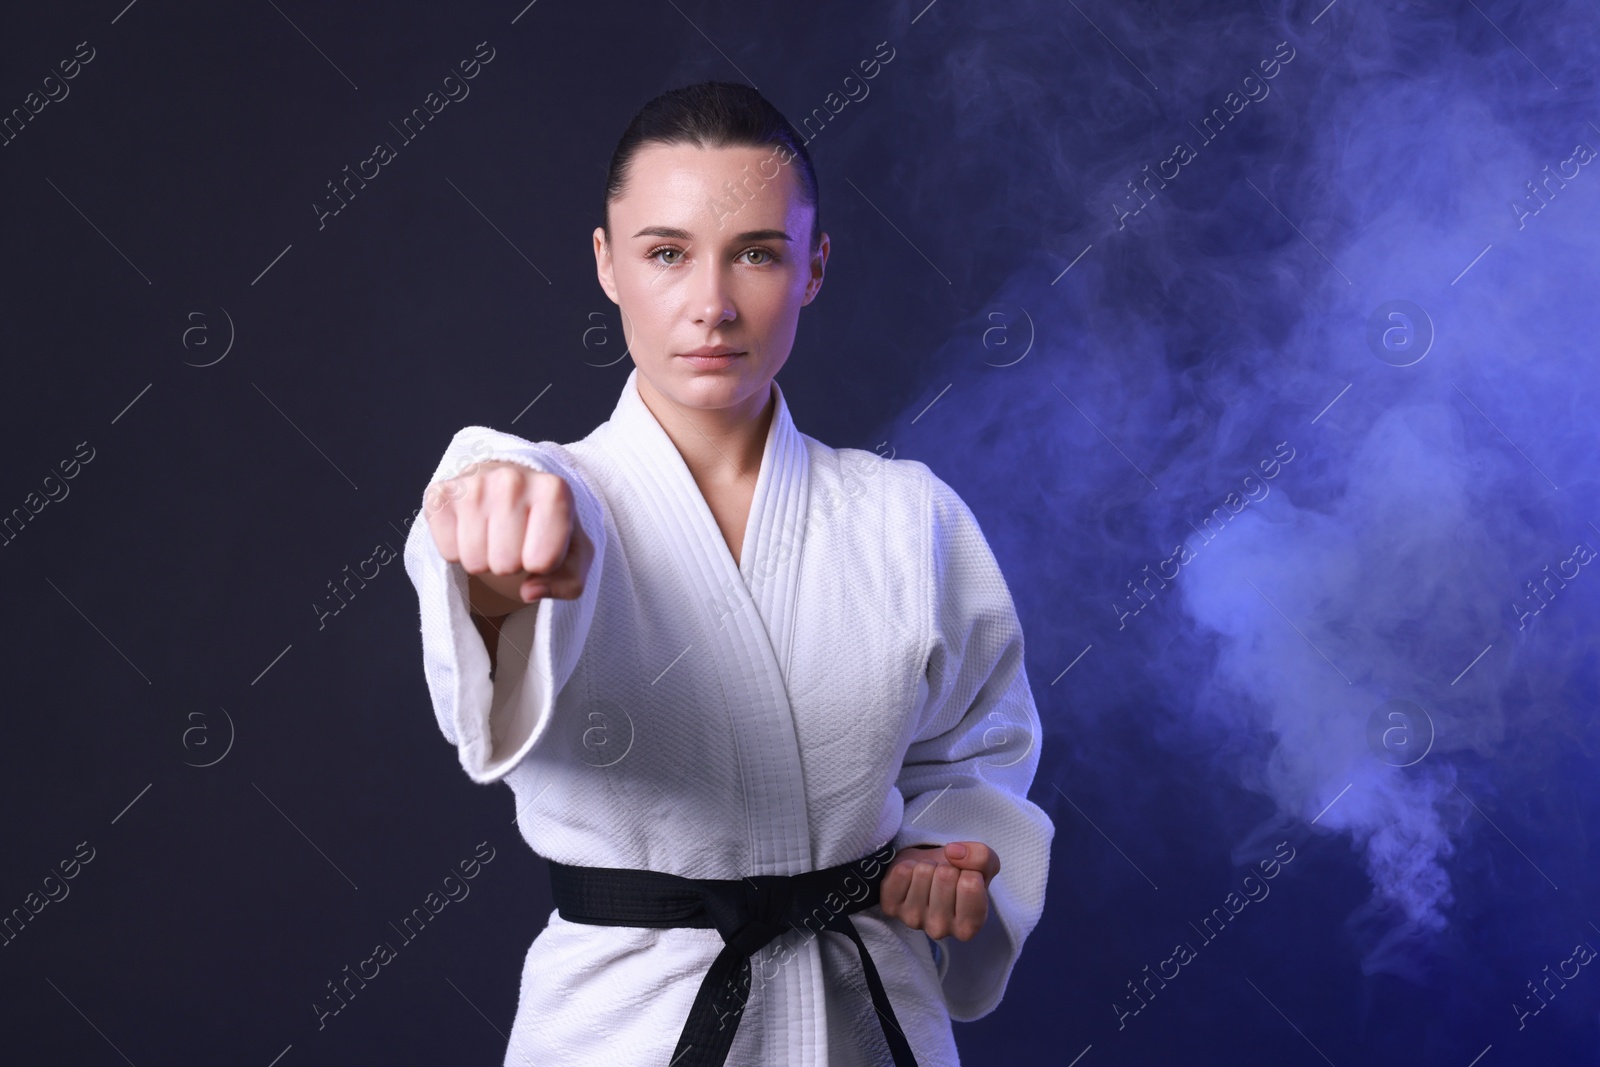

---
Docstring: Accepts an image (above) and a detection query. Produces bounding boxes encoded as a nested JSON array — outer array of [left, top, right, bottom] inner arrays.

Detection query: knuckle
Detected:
[[528, 469, 557, 494], [486, 463, 524, 493]]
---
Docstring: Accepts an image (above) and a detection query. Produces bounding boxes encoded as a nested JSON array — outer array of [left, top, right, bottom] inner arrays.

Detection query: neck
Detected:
[[635, 373, 775, 487]]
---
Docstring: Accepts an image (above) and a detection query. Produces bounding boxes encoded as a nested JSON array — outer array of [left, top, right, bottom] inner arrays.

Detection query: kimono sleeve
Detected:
[[401, 425, 607, 785], [890, 465, 1055, 1022]]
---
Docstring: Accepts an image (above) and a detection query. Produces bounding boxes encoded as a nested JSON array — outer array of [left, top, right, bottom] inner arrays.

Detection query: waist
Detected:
[[541, 841, 922, 1067], [546, 842, 899, 939]]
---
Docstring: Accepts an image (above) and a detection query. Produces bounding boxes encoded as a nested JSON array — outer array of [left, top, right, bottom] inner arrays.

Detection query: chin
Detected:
[[657, 362, 766, 404], [676, 374, 754, 402]]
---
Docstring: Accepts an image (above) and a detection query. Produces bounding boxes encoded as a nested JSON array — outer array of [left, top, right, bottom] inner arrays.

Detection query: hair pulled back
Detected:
[[602, 80, 821, 252]]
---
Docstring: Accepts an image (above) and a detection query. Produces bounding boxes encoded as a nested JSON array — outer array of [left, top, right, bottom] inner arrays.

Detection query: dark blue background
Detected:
[[2, 1, 1596, 1064]]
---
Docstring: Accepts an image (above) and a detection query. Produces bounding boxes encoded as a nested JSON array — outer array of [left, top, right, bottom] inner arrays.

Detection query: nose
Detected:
[[690, 260, 736, 328]]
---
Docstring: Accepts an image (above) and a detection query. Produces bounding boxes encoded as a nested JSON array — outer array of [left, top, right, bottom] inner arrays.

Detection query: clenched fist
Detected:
[[424, 459, 594, 618], [879, 841, 1000, 942]]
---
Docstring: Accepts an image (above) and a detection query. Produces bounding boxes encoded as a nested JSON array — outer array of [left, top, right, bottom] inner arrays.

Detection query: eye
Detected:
[[643, 245, 781, 267]]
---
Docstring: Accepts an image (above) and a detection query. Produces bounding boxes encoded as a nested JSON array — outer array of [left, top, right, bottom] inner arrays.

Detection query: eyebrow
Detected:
[[630, 226, 793, 243]]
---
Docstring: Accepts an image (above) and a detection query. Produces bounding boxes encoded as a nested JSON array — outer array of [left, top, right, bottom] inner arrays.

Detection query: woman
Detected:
[[403, 81, 1053, 1067]]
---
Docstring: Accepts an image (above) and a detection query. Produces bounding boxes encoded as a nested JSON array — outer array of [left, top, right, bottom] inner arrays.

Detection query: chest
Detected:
[[542, 444, 936, 868], [696, 475, 757, 568]]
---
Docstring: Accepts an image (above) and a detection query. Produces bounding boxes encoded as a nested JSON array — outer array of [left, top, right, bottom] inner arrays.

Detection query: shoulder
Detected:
[[801, 435, 931, 523], [890, 459, 1006, 590], [801, 440, 999, 576], [799, 435, 988, 532]]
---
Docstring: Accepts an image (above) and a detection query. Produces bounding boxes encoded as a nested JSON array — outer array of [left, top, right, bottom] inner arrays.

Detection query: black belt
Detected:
[[546, 840, 921, 1066]]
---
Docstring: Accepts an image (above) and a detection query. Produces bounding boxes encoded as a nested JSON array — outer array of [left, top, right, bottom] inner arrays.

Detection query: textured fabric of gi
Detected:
[[402, 368, 1055, 1067]]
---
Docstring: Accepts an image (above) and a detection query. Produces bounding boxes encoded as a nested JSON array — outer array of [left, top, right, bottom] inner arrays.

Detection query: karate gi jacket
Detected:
[[403, 368, 1054, 1066]]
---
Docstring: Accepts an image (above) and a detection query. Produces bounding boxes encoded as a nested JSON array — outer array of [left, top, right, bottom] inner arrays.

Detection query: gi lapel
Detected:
[[600, 369, 815, 876], [733, 375, 812, 684]]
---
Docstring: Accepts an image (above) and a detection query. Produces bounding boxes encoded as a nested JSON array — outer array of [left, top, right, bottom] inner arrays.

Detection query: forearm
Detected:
[[465, 581, 543, 763], [467, 573, 529, 676]]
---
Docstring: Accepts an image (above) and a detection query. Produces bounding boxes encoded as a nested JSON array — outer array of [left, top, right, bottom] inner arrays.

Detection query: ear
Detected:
[[801, 231, 829, 306], [593, 226, 620, 305]]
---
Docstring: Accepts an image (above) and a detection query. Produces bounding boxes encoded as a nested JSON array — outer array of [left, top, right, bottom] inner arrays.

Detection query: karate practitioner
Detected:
[[404, 81, 1054, 1066]]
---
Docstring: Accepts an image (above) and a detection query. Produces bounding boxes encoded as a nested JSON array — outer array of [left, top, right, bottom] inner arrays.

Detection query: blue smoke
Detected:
[[870, 0, 1599, 997]]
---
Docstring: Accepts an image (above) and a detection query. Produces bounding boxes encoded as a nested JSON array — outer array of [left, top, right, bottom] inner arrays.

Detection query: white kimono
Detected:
[[402, 368, 1054, 1067]]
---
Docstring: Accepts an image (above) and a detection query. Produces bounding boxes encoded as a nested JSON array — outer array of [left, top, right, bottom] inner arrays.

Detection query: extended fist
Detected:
[[424, 459, 593, 612]]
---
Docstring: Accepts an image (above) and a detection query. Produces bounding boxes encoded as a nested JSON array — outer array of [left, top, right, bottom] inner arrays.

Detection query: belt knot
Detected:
[[703, 874, 798, 957], [544, 842, 919, 1066]]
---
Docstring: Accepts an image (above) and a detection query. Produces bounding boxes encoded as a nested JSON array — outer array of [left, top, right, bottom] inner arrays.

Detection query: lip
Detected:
[[676, 346, 746, 369], [677, 346, 745, 358]]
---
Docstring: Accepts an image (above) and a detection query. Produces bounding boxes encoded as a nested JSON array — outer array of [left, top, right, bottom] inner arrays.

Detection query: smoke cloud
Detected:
[[869, 0, 1599, 990]]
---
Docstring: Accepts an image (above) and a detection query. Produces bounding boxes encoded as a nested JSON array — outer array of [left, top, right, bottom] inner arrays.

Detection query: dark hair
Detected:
[[602, 80, 821, 253]]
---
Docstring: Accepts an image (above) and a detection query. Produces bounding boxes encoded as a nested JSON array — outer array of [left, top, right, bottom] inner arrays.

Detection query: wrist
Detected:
[[467, 571, 531, 617]]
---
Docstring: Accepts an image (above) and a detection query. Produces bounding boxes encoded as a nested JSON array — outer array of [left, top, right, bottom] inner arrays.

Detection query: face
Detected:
[[593, 142, 829, 422]]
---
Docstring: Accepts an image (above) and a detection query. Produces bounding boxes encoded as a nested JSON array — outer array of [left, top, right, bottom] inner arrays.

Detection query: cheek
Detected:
[[771, 282, 809, 336], [748, 273, 807, 326], [745, 287, 806, 358], [615, 274, 677, 345]]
